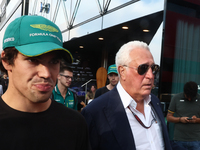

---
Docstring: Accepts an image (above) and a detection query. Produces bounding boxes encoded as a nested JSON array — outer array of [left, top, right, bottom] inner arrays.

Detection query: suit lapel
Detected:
[[150, 99, 165, 125], [150, 96, 171, 150], [103, 87, 136, 150]]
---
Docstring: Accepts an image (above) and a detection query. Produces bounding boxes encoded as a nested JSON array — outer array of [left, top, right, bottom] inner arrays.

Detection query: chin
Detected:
[[38, 99, 50, 103], [32, 93, 51, 103], [31, 97, 50, 104], [143, 90, 151, 96], [111, 83, 117, 86]]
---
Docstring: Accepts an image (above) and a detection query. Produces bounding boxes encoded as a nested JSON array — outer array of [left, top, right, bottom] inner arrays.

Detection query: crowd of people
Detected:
[[0, 15, 199, 150]]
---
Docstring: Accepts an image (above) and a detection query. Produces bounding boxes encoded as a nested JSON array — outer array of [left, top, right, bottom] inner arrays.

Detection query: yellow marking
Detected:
[[30, 24, 58, 32], [168, 110, 175, 114]]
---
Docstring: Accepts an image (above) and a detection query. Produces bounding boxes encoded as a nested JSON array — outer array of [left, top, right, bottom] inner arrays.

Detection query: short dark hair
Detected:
[[184, 81, 198, 99], [0, 47, 19, 74], [90, 85, 97, 90], [60, 60, 73, 73], [0, 48, 67, 74]]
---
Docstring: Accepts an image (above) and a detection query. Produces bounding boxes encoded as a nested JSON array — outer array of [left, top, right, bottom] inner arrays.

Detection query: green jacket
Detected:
[[52, 85, 77, 110]]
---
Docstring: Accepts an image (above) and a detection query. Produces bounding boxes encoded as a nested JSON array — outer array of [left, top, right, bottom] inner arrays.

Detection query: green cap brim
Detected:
[[15, 42, 73, 63]]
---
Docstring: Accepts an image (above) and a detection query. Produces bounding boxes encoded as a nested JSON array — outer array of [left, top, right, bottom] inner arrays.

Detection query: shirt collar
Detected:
[[55, 85, 70, 96], [116, 82, 151, 109]]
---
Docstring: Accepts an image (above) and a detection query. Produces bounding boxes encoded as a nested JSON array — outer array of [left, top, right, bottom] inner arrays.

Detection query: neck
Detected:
[[57, 82, 68, 98], [136, 100, 145, 116], [106, 84, 115, 90]]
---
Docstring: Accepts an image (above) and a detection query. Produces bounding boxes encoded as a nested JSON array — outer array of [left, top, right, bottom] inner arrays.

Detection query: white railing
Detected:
[[81, 79, 96, 103]]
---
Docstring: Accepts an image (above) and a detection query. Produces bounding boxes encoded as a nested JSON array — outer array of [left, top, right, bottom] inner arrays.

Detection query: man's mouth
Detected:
[[143, 84, 152, 88], [34, 84, 52, 92]]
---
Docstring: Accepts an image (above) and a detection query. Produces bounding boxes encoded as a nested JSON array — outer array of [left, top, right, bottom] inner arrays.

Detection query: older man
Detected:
[[0, 15, 90, 149], [81, 41, 176, 150]]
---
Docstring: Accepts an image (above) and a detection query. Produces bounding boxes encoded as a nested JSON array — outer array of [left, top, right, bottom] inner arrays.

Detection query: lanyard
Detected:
[[127, 106, 157, 129]]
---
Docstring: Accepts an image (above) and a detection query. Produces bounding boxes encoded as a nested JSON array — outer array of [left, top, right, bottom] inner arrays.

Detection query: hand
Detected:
[[86, 96, 89, 100], [180, 117, 190, 123], [80, 101, 86, 108], [187, 115, 197, 123]]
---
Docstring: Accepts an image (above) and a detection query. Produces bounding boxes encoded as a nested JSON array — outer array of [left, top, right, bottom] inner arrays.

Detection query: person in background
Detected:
[[94, 64, 119, 98], [0, 73, 8, 93], [0, 15, 91, 149], [167, 81, 200, 150], [52, 63, 78, 110], [82, 40, 181, 150], [86, 85, 97, 104], [78, 85, 97, 111]]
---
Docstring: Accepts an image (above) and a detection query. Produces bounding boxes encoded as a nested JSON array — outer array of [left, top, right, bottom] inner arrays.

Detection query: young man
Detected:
[[52, 64, 78, 110], [167, 81, 200, 150], [0, 15, 90, 149], [94, 64, 119, 98], [82, 41, 179, 150]]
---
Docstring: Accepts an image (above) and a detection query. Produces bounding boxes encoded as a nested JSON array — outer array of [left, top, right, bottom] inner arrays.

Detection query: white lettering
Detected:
[[49, 33, 56, 38], [4, 37, 14, 43], [30, 33, 50, 36], [57, 37, 61, 42], [29, 33, 62, 42]]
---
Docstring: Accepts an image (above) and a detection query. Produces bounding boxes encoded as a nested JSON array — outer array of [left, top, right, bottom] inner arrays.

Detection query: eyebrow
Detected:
[[23, 54, 61, 60]]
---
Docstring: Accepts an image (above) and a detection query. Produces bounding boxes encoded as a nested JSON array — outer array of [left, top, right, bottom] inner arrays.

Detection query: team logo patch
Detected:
[[30, 24, 58, 32]]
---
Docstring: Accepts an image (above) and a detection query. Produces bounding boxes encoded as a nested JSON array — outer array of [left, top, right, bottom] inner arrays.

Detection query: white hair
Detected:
[[115, 41, 150, 71]]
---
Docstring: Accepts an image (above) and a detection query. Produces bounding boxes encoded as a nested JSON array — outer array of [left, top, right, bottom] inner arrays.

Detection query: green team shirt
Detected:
[[168, 93, 200, 141], [52, 85, 77, 110]]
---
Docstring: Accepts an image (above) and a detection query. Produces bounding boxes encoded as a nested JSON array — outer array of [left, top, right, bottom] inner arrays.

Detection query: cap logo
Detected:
[[30, 24, 58, 32], [4, 37, 14, 43]]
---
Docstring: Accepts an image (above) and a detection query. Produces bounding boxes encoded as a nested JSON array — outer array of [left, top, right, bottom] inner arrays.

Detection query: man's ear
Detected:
[[118, 65, 125, 80], [107, 74, 110, 79], [1, 51, 12, 72], [57, 74, 61, 80]]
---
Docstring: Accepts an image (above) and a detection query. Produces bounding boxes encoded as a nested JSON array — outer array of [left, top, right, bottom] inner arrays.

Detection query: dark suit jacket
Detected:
[[81, 87, 173, 150]]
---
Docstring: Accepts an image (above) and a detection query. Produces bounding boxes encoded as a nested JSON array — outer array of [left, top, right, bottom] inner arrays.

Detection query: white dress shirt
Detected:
[[116, 82, 164, 150]]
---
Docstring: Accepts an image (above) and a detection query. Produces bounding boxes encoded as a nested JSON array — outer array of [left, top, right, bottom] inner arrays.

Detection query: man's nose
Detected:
[[145, 67, 154, 79], [38, 64, 51, 78]]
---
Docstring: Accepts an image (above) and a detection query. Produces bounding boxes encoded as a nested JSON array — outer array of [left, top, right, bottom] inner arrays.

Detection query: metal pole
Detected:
[[21, 0, 29, 16]]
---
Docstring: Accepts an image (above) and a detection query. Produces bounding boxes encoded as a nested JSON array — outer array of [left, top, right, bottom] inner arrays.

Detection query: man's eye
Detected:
[[51, 59, 60, 64], [28, 58, 39, 63]]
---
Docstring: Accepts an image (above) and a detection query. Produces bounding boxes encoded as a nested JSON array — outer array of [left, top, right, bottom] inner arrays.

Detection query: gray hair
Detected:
[[115, 41, 150, 71]]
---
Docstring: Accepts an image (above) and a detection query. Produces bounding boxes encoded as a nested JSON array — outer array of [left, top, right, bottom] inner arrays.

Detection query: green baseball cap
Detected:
[[3, 15, 73, 63], [107, 64, 118, 75]]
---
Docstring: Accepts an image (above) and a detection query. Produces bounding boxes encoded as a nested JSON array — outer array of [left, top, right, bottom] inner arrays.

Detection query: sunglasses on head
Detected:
[[123, 64, 160, 75]]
